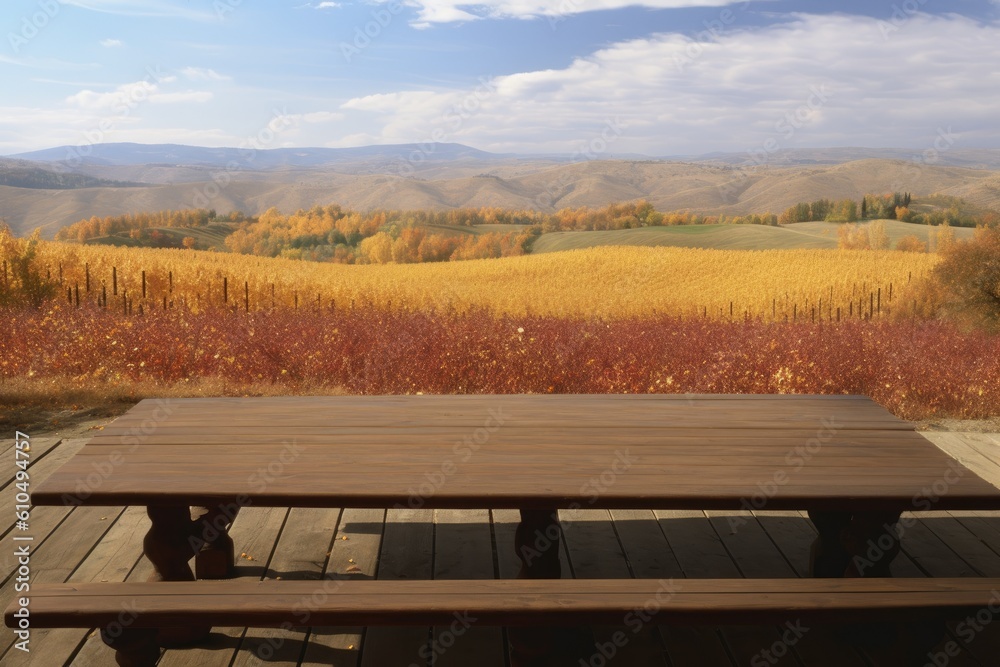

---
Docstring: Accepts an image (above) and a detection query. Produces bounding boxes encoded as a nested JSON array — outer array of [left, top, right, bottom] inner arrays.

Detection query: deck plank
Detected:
[[300, 507, 384, 667], [360, 508, 434, 667], [232, 507, 342, 667], [561, 508, 668, 666], [431, 509, 505, 667]]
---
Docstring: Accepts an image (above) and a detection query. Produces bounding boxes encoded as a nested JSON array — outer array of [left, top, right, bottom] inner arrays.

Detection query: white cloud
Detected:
[[336, 13, 1000, 155], [300, 111, 345, 123], [314, 1, 341, 8], [381, 0, 766, 26], [181, 67, 231, 81], [99, 38, 123, 47], [66, 79, 212, 110]]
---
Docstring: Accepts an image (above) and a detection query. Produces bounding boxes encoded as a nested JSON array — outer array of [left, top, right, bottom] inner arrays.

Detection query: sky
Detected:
[[1, 0, 999, 157]]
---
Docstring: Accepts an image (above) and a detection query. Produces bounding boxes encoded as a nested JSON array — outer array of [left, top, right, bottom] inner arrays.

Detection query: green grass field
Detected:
[[84, 222, 239, 250], [82, 218, 978, 255], [531, 220, 977, 253]]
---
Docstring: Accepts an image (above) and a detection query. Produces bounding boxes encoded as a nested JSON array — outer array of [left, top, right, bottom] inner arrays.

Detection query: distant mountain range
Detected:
[[2, 143, 1000, 238], [10, 142, 1000, 170], [7, 142, 512, 170]]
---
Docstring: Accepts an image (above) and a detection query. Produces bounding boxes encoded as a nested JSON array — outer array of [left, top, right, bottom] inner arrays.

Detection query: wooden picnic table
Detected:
[[34, 394, 1000, 578], [20, 394, 1000, 665]]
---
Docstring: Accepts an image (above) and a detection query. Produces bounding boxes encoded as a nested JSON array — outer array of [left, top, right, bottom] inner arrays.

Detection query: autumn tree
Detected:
[[928, 226, 1000, 331], [935, 222, 956, 253], [837, 223, 869, 250], [895, 235, 927, 252], [0, 225, 59, 308], [867, 220, 890, 250]]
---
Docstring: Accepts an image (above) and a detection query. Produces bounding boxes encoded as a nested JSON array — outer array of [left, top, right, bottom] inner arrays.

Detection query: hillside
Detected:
[[3, 154, 999, 238], [0, 158, 138, 190]]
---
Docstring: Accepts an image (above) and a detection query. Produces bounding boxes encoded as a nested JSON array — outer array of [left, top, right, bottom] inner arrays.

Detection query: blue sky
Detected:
[[1, 0, 998, 156]]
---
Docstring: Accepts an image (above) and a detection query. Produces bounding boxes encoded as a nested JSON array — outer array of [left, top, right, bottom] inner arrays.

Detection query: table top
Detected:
[[33, 394, 1000, 511]]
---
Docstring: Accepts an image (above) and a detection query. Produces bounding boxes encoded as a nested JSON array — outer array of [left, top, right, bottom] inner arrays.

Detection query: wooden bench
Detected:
[[9, 578, 1000, 666]]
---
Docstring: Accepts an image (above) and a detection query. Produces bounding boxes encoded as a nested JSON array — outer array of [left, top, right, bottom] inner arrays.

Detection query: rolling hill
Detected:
[[2, 143, 999, 238]]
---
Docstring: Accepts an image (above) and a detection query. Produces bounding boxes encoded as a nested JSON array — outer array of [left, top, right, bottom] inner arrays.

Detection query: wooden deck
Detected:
[[4, 430, 1000, 666]]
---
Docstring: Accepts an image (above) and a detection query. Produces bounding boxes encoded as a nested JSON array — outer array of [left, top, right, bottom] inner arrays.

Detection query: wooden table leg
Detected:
[[809, 510, 905, 648], [515, 509, 562, 579], [191, 501, 240, 580], [807, 510, 853, 578], [841, 511, 902, 578], [808, 510, 903, 578], [510, 509, 589, 667], [144, 505, 210, 646]]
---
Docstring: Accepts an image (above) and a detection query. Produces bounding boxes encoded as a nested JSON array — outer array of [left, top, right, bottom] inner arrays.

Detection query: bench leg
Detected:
[[101, 627, 159, 667], [808, 510, 902, 578], [191, 501, 240, 579], [144, 505, 211, 645]]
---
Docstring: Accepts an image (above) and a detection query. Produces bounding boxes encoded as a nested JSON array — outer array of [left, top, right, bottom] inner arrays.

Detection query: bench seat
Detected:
[[9, 578, 1000, 666], [10, 578, 1000, 630]]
